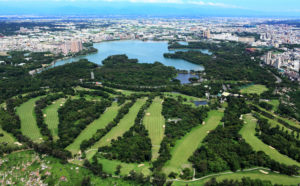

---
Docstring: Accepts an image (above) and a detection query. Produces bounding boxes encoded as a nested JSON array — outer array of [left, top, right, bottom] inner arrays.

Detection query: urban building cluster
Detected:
[[263, 49, 300, 81], [0, 18, 299, 77]]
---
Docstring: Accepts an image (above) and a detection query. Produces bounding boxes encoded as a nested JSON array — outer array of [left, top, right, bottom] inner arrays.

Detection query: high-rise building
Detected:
[[70, 40, 83, 53], [294, 60, 299, 72], [61, 42, 71, 56], [274, 58, 282, 69], [203, 29, 210, 39], [265, 51, 272, 65], [61, 40, 83, 55]]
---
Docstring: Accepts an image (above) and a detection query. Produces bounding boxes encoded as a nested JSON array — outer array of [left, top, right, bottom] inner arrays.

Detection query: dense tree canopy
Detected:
[[94, 55, 177, 86]]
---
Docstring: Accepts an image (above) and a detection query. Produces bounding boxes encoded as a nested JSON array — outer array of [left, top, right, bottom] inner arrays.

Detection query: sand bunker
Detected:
[[269, 146, 275, 150], [259, 170, 269, 174]]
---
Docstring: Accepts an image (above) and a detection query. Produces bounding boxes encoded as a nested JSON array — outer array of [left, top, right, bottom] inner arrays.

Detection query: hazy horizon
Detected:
[[0, 0, 299, 18]]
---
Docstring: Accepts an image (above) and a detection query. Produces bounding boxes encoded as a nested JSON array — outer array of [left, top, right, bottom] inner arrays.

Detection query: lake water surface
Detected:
[[175, 73, 199, 84], [54, 40, 206, 71]]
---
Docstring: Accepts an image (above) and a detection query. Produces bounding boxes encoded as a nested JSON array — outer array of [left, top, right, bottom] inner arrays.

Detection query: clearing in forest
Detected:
[[240, 84, 268, 95], [0, 127, 16, 144], [17, 97, 43, 142], [163, 109, 224, 175], [43, 98, 65, 141], [143, 97, 165, 160]]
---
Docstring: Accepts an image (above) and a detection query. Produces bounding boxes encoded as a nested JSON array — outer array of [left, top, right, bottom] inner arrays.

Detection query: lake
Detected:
[[54, 40, 206, 71]]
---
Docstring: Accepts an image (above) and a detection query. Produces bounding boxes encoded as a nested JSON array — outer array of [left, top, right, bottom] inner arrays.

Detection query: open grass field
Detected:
[[172, 169, 300, 186], [240, 114, 300, 166], [16, 97, 43, 142], [163, 109, 224, 175], [97, 157, 151, 176], [112, 88, 149, 96], [43, 98, 65, 141], [268, 99, 280, 112], [0, 150, 134, 186], [164, 92, 207, 108], [66, 102, 122, 155], [240, 84, 268, 95], [143, 97, 165, 160], [89, 98, 147, 151], [0, 127, 16, 144], [164, 92, 202, 101]]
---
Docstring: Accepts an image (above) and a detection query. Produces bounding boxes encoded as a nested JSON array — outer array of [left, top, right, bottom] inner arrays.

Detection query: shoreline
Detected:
[[31, 39, 204, 75]]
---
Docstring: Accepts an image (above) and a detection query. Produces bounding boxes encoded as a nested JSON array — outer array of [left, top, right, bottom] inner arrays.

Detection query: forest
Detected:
[[94, 55, 178, 86], [164, 50, 275, 86]]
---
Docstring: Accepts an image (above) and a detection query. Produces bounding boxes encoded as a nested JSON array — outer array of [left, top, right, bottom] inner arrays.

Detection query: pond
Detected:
[[54, 40, 208, 71], [194, 101, 208, 106], [175, 73, 199, 84]]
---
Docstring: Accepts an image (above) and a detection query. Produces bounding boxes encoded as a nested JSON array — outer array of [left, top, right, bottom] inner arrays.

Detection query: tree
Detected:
[[81, 177, 91, 186], [115, 165, 122, 175], [152, 172, 166, 186]]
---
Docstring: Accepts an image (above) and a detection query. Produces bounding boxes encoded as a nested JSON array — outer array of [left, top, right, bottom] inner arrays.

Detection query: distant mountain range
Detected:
[[0, 2, 299, 18]]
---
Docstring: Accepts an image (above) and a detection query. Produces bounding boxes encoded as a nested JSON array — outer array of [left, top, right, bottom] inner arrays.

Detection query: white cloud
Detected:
[[0, 0, 241, 8], [102, 0, 240, 8]]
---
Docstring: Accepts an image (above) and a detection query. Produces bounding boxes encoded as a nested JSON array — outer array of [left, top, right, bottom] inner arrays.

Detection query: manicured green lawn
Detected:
[[164, 92, 205, 107], [0, 127, 16, 144], [112, 88, 148, 96], [240, 114, 300, 166], [17, 97, 43, 142], [66, 102, 122, 155], [172, 169, 300, 186], [163, 109, 224, 175], [143, 97, 165, 160], [240, 84, 268, 95], [97, 158, 151, 176], [88, 98, 147, 155], [268, 99, 279, 112], [43, 98, 65, 141]]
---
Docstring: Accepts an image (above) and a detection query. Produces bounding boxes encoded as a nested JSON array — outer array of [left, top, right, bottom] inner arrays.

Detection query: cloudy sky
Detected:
[[0, 0, 299, 16]]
